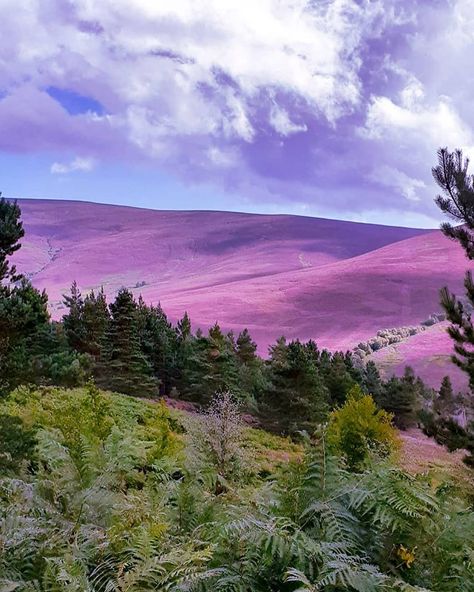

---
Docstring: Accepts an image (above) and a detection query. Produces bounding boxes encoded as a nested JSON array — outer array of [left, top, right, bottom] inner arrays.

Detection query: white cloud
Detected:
[[2, 0, 472, 224], [51, 156, 97, 174], [361, 86, 473, 151], [270, 105, 307, 136], [368, 165, 426, 203], [0, 0, 389, 154]]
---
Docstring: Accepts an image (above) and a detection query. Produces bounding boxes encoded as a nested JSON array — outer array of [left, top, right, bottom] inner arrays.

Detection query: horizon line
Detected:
[[6, 195, 438, 232]]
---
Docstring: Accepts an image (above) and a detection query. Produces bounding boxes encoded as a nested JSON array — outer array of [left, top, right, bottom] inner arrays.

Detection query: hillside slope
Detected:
[[367, 322, 468, 391], [14, 198, 428, 318], [12, 199, 473, 387], [154, 230, 470, 353]]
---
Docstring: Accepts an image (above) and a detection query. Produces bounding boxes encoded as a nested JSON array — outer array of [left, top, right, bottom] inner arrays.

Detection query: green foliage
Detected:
[[62, 282, 111, 361], [440, 273, 474, 390], [136, 295, 180, 395], [432, 147, 474, 259], [0, 194, 24, 282], [362, 360, 384, 399], [0, 413, 37, 473], [236, 328, 267, 406], [263, 338, 329, 434], [328, 386, 400, 469], [97, 288, 158, 397], [0, 387, 472, 591], [0, 184, 471, 591], [434, 375, 456, 416], [0, 196, 50, 395], [319, 350, 356, 408], [1, 383, 179, 466], [421, 411, 474, 468], [376, 367, 421, 430], [181, 323, 241, 404], [194, 431, 469, 592], [432, 148, 474, 467]]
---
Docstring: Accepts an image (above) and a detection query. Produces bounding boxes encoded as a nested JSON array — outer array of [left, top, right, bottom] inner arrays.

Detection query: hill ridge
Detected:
[[11, 198, 470, 388]]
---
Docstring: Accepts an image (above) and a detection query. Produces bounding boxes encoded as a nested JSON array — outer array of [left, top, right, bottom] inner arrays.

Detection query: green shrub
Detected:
[[327, 385, 400, 469], [0, 382, 180, 466], [0, 413, 37, 473]]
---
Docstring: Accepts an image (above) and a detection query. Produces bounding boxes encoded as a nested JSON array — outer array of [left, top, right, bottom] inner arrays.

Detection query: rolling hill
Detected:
[[12, 199, 473, 389]]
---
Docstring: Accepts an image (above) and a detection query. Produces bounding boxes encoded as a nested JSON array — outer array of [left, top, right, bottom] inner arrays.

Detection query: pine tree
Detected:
[[378, 367, 419, 430], [174, 312, 195, 397], [343, 351, 364, 384], [0, 197, 50, 395], [321, 351, 356, 408], [136, 296, 179, 395], [362, 360, 383, 401], [97, 288, 157, 397], [82, 288, 110, 358], [62, 281, 86, 351], [432, 147, 474, 258], [235, 328, 266, 405], [433, 148, 474, 384], [177, 311, 192, 341], [0, 194, 24, 283], [63, 284, 110, 360], [432, 147, 474, 464], [434, 375, 456, 417], [440, 275, 474, 388], [263, 338, 328, 434], [236, 328, 257, 364], [181, 323, 240, 404]]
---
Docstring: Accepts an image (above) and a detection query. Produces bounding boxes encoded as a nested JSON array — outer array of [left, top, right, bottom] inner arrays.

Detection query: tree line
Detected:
[[1, 193, 468, 444]]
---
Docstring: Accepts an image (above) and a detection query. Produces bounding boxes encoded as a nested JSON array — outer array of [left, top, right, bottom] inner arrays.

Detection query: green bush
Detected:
[[0, 386, 472, 591], [327, 385, 400, 469], [0, 413, 37, 473]]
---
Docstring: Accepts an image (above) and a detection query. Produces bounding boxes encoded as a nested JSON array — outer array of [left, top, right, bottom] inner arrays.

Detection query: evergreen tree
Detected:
[[0, 197, 50, 395], [263, 338, 328, 434], [177, 311, 192, 341], [62, 281, 86, 351], [136, 296, 179, 395], [82, 288, 110, 358], [0, 279, 50, 393], [432, 147, 474, 464], [181, 323, 240, 404], [362, 360, 383, 401], [321, 351, 356, 408], [35, 320, 92, 387], [63, 284, 110, 361], [97, 288, 157, 397], [440, 275, 474, 389], [236, 328, 257, 364], [236, 328, 266, 405], [343, 351, 364, 384], [432, 147, 474, 258], [433, 148, 474, 385], [174, 311, 195, 396], [378, 367, 419, 430], [0, 194, 24, 283], [434, 375, 456, 417]]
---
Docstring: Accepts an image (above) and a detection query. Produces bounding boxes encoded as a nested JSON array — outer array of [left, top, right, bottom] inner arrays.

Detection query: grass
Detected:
[[398, 428, 474, 496], [2, 385, 470, 493], [242, 427, 303, 475]]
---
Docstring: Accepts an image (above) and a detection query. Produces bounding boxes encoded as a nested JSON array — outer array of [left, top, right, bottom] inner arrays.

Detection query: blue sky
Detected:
[[1, 0, 473, 228]]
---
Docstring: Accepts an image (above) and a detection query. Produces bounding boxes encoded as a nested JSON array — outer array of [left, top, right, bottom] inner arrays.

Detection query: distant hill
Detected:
[[13, 199, 473, 389]]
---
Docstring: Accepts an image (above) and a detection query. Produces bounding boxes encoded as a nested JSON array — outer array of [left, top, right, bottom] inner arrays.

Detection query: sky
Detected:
[[1, 0, 474, 227]]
